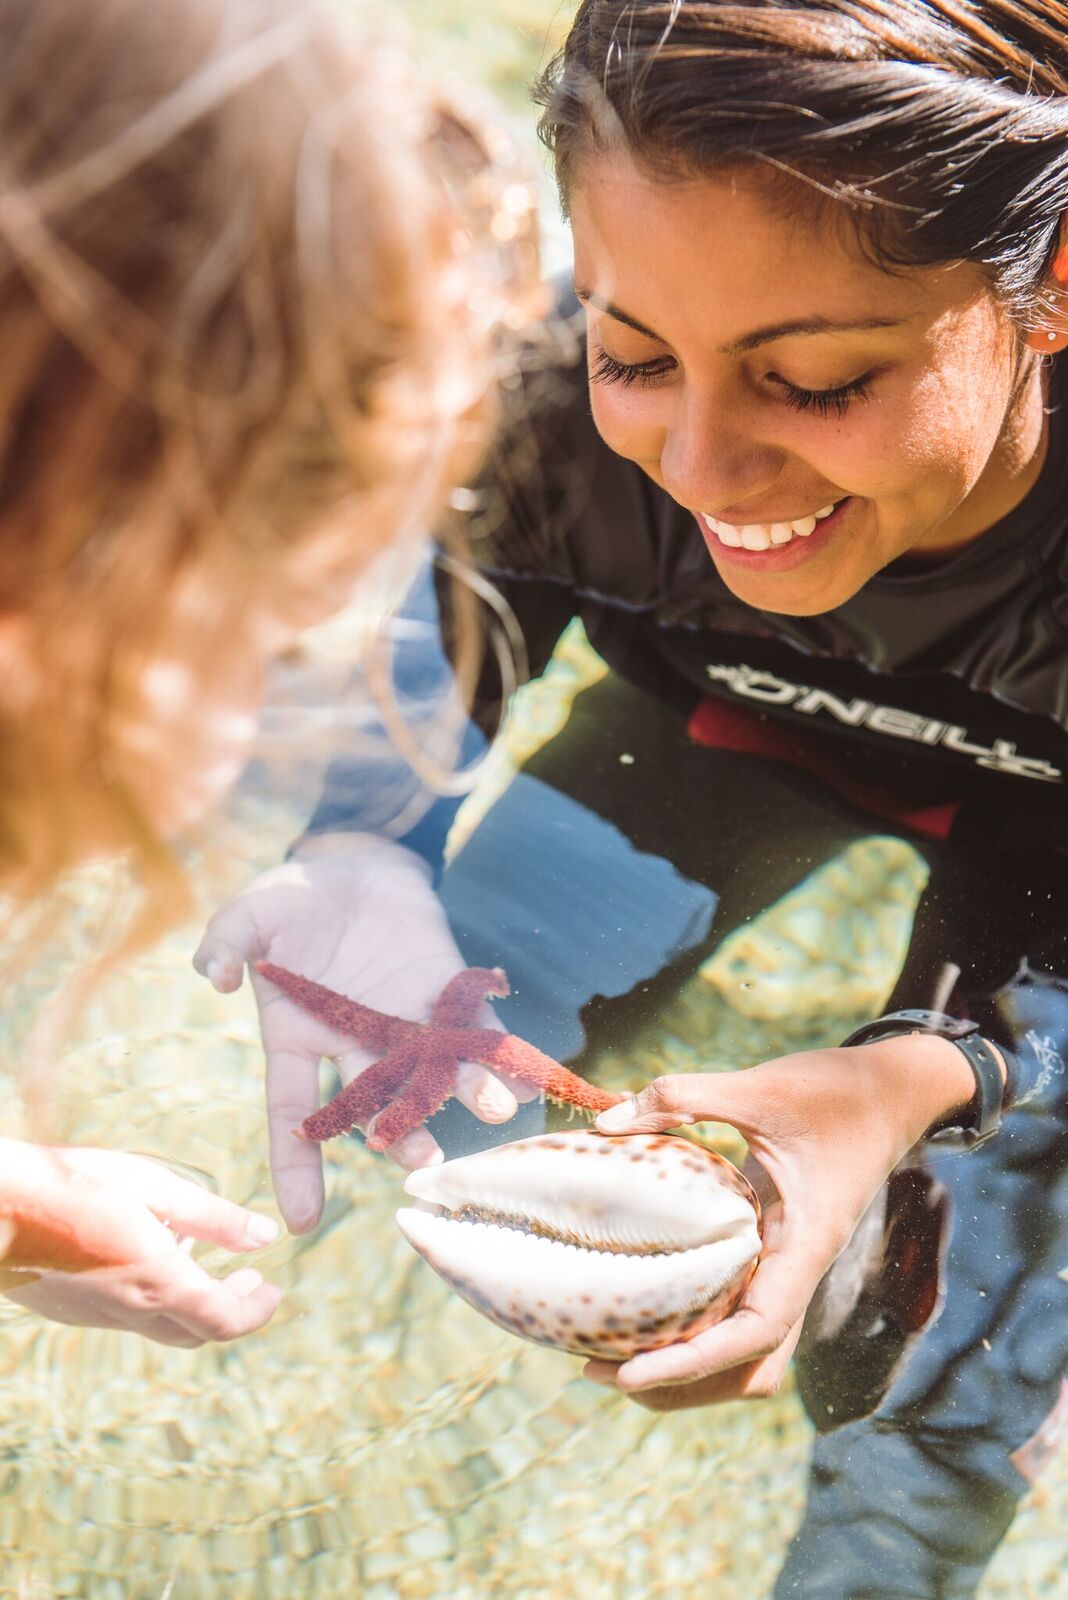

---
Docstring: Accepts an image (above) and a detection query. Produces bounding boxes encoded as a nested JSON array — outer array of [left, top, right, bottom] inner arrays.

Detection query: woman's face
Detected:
[[569, 156, 1047, 616]]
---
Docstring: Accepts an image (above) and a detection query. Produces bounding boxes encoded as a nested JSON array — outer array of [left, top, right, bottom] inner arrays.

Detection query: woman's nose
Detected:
[[659, 389, 784, 513]]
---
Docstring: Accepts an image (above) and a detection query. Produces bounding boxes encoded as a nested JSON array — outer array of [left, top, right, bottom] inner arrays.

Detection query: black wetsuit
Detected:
[[309, 304, 1068, 1598]]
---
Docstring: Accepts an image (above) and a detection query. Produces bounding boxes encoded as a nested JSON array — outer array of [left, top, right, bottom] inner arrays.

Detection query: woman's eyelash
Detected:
[[591, 343, 877, 419], [590, 346, 675, 388], [778, 375, 875, 418]]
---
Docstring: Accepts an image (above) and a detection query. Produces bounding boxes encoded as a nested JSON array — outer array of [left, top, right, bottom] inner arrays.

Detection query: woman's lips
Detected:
[[697, 498, 852, 571]]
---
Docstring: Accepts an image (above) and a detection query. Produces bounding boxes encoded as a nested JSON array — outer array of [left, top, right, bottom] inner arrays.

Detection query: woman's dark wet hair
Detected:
[[535, 0, 1068, 324]]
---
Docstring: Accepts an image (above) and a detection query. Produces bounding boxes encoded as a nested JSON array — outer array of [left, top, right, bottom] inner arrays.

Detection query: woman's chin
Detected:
[[712, 557, 864, 618]]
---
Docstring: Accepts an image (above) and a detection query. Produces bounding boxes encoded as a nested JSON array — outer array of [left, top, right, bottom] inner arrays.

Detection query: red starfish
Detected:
[[254, 962, 624, 1152]]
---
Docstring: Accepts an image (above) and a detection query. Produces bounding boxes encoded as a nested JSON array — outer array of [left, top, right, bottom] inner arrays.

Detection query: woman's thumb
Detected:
[[595, 1071, 757, 1137], [595, 1077, 699, 1134]]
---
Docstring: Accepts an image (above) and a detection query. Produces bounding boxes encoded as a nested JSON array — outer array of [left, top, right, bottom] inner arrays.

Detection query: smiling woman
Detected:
[[541, 1, 1068, 617], [570, 165, 1045, 612]]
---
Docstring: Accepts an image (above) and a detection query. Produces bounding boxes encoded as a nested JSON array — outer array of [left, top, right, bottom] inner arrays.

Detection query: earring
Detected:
[[1026, 325, 1068, 352]]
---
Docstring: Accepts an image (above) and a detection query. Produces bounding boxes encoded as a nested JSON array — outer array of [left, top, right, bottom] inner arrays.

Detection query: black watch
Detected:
[[840, 1009, 1007, 1151]]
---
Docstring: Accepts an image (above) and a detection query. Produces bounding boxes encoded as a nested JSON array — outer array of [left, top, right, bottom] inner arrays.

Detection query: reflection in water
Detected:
[[1, 637, 1066, 1594]]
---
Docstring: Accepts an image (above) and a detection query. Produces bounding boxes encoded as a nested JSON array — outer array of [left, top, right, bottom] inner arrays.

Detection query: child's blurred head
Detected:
[[0, 0, 536, 895]]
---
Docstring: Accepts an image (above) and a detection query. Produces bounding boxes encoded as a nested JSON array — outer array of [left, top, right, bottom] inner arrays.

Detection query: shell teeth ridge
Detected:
[[398, 1210, 759, 1273], [404, 1193, 752, 1254], [401, 1212, 668, 1260], [404, 1133, 757, 1251], [397, 1210, 759, 1314]]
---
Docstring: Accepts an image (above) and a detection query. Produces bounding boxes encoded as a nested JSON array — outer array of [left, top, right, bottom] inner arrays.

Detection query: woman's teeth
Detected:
[[701, 503, 839, 551]]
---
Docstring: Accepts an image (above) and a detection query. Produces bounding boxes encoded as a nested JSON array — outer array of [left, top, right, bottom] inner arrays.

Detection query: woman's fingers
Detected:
[[611, 1302, 806, 1394], [21, 1148, 276, 1263], [143, 1279, 278, 1347], [594, 1062, 828, 1146], [594, 1225, 824, 1394], [585, 1343, 797, 1410], [23, 1253, 281, 1346], [595, 1070, 759, 1137]]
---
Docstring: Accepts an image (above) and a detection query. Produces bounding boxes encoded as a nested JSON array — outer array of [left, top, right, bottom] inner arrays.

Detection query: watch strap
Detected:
[[840, 1010, 1005, 1151]]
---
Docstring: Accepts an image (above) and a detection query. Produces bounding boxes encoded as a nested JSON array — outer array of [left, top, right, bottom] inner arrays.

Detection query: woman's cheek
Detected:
[[804, 374, 964, 508], [881, 382, 981, 504], [891, 335, 1015, 491], [587, 378, 664, 470]]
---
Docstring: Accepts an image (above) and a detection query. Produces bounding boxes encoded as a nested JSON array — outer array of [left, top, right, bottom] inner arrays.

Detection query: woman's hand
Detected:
[[194, 833, 536, 1234], [583, 1035, 981, 1410], [0, 1140, 281, 1347]]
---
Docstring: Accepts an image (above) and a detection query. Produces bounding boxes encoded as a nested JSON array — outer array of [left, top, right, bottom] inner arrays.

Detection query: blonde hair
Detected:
[[0, 0, 536, 924]]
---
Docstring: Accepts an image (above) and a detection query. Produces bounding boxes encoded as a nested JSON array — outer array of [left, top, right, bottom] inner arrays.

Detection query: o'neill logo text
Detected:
[[1021, 1029, 1066, 1104], [705, 662, 1063, 784]]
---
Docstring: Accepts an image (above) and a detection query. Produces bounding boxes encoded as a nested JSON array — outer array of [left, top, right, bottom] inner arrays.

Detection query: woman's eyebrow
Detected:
[[574, 284, 662, 339], [574, 284, 905, 352], [724, 313, 907, 353]]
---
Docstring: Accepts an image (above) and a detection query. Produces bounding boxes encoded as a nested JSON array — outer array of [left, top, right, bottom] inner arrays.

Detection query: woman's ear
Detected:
[[1025, 228, 1068, 353]]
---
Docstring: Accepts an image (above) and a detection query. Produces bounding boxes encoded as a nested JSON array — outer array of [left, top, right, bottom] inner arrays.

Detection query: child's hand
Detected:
[[195, 832, 535, 1234]]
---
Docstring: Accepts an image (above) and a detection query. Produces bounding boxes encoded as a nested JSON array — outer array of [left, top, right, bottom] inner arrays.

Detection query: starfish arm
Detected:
[[366, 1047, 460, 1152], [449, 1028, 624, 1114], [256, 962, 403, 1051], [430, 967, 510, 1028], [297, 1039, 422, 1143], [256, 960, 622, 1148]]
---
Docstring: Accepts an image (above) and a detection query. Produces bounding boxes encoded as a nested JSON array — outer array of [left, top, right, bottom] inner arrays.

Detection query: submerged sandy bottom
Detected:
[[0, 627, 1063, 1598]]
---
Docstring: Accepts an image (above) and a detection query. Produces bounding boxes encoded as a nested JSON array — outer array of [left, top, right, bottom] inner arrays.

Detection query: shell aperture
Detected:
[[396, 1131, 762, 1359]]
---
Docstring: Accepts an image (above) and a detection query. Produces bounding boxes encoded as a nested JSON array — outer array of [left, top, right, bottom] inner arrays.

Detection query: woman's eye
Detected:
[[776, 373, 876, 419], [590, 344, 676, 388]]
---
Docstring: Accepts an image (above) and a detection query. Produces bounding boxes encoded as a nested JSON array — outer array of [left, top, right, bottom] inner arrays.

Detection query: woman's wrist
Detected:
[[847, 1033, 1007, 1153]]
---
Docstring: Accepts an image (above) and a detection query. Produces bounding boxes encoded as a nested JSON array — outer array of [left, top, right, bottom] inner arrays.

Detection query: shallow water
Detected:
[[2, 613, 1065, 1598], [0, 670, 815, 1598]]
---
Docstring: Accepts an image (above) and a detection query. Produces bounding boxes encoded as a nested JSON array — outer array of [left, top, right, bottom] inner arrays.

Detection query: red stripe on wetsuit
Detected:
[[687, 694, 960, 842]]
